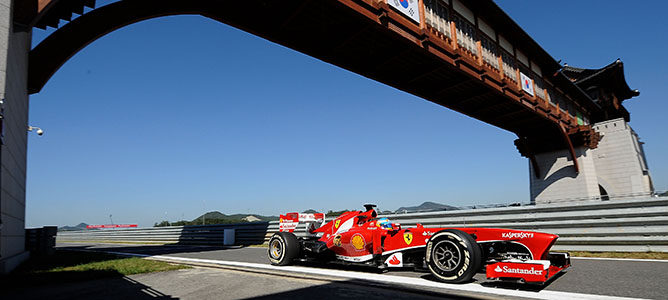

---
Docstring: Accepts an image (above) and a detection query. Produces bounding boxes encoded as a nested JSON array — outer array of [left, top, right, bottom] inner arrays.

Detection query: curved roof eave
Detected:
[[564, 60, 639, 101]]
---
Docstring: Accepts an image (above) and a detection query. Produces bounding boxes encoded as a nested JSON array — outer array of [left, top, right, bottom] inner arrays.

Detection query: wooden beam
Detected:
[[489, 108, 527, 123], [516, 135, 541, 178], [328, 23, 373, 55], [38, 0, 57, 12], [469, 100, 511, 115], [278, 0, 312, 31], [406, 64, 448, 84], [453, 90, 493, 107], [559, 123, 580, 174], [501, 114, 549, 130], [25, 0, 588, 151], [13, 0, 60, 28], [434, 77, 472, 96]]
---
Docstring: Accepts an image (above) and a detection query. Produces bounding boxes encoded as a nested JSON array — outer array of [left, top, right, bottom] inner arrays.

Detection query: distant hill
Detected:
[[192, 211, 278, 223], [157, 211, 279, 227], [193, 211, 227, 221], [59, 223, 89, 231], [395, 202, 458, 213], [152, 211, 279, 227]]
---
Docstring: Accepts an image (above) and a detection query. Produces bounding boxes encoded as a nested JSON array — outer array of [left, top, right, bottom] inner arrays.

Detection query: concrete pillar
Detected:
[[0, 0, 31, 273], [529, 118, 654, 205], [530, 147, 600, 204], [591, 118, 654, 199]]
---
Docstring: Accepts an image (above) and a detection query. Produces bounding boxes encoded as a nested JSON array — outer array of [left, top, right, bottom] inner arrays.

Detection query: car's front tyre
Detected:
[[425, 229, 481, 283], [268, 232, 300, 266]]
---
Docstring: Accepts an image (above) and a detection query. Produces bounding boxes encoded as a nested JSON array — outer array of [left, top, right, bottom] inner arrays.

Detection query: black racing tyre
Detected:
[[425, 229, 482, 283], [267, 232, 300, 266]]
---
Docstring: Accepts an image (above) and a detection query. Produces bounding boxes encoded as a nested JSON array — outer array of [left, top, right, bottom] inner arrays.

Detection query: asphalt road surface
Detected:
[[57, 243, 668, 299], [4, 266, 471, 300]]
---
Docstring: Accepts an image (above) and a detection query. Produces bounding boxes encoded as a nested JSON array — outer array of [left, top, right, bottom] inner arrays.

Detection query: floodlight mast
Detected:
[[27, 125, 44, 135]]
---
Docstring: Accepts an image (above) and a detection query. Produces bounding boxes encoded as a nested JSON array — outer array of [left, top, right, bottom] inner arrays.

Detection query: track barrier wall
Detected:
[[56, 197, 668, 252]]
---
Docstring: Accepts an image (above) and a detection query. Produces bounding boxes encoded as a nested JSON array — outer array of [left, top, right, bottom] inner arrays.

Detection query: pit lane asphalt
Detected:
[[57, 243, 667, 299]]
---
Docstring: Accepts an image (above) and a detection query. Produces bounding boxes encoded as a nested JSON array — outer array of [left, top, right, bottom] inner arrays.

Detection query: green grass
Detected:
[[40, 256, 187, 275], [570, 251, 668, 259], [1, 250, 189, 288]]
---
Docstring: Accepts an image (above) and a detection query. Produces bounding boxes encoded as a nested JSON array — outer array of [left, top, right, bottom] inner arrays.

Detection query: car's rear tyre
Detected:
[[425, 229, 481, 283], [268, 232, 300, 266]]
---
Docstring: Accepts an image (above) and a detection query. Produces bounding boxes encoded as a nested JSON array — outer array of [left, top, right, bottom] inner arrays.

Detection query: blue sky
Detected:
[[25, 1, 668, 227]]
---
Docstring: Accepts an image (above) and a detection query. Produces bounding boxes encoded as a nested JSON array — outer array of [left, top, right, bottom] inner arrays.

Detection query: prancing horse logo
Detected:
[[403, 232, 413, 245], [334, 219, 341, 229]]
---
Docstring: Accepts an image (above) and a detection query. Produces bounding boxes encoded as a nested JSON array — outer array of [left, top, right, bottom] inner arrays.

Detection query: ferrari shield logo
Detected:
[[334, 219, 341, 229], [403, 232, 413, 245]]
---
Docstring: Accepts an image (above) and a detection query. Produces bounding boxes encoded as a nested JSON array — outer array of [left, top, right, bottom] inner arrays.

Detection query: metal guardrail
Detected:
[[57, 197, 668, 252], [57, 222, 270, 245]]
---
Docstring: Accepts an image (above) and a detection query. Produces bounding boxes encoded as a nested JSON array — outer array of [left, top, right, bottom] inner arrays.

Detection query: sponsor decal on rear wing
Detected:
[[279, 212, 325, 232]]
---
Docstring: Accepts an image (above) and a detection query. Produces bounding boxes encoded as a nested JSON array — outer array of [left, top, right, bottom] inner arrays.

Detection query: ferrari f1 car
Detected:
[[268, 204, 570, 284]]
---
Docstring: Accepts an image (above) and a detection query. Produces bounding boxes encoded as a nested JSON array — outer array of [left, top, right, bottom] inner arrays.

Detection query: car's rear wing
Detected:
[[279, 212, 326, 233]]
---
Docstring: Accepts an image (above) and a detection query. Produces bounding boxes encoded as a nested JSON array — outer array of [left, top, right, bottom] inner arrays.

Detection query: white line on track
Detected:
[[572, 256, 668, 263], [104, 251, 644, 300]]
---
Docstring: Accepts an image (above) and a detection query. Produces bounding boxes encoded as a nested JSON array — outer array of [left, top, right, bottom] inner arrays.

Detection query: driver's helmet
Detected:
[[376, 218, 393, 230]]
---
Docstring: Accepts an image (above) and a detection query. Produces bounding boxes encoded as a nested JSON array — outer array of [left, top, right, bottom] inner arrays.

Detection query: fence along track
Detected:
[[57, 197, 668, 252]]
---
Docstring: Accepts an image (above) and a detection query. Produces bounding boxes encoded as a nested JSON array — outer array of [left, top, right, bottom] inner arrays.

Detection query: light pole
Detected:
[[109, 214, 114, 226], [27, 125, 44, 135]]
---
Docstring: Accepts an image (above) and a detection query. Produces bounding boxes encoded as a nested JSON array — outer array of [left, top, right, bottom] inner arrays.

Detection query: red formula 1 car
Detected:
[[267, 204, 570, 284]]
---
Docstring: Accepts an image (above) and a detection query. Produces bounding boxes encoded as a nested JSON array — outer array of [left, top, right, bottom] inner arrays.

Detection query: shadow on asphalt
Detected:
[[1, 275, 178, 300], [240, 279, 473, 300], [293, 260, 565, 292], [56, 244, 566, 294], [418, 273, 482, 285], [0, 251, 178, 300]]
